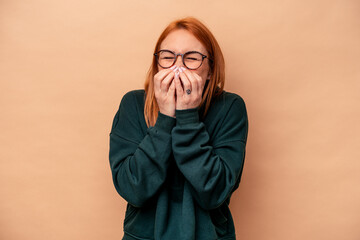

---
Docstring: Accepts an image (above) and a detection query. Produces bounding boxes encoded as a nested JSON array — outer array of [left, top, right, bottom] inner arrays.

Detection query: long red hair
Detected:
[[144, 17, 225, 126]]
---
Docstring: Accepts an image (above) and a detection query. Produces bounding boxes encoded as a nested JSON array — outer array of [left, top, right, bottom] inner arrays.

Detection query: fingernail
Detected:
[[179, 67, 183, 73], [175, 72, 179, 77], [170, 65, 176, 70], [181, 67, 186, 71]]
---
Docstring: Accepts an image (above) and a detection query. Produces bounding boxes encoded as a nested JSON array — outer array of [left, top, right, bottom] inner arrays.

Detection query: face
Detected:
[[158, 29, 211, 82]]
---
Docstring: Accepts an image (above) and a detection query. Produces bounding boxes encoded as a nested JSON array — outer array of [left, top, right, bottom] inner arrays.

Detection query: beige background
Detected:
[[1, 0, 359, 239]]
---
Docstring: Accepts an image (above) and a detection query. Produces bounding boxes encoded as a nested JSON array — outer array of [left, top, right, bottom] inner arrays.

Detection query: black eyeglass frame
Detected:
[[154, 49, 212, 70]]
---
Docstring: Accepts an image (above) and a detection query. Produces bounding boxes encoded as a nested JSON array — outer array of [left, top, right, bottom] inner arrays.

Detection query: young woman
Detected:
[[109, 17, 249, 240]]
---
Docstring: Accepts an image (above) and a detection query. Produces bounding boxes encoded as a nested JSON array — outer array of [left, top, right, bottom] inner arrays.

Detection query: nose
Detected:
[[174, 54, 185, 67]]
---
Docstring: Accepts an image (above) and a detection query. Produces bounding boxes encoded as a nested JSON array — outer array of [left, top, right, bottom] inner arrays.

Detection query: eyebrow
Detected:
[[159, 49, 206, 55]]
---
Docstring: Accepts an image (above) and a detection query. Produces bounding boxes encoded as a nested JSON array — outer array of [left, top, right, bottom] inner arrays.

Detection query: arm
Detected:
[[171, 96, 248, 210], [109, 91, 175, 207]]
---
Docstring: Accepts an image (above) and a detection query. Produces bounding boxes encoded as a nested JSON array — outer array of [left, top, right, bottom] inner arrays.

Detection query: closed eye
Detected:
[[185, 57, 200, 61]]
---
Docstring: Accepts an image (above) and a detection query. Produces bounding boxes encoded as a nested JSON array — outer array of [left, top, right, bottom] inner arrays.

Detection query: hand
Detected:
[[175, 67, 205, 110], [154, 67, 177, 117]]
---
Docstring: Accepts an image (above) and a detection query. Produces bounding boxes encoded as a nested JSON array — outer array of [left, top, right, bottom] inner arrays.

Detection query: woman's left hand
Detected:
[[175, 67, 205, 110]]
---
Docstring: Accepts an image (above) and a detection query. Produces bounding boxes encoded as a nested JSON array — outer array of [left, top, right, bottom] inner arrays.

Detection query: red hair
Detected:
[[144, 17, 225, 126]]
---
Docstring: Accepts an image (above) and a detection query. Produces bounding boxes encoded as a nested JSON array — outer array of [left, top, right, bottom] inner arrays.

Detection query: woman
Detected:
[[109, 17, 248, 240]]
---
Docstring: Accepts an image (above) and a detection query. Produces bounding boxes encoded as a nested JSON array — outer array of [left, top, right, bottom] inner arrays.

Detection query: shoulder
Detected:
[[113, 89, 146, 121], [111, 89, 146, 134], [204, 90, 248, 143], [211, 90, 247, 114], [121, 89, 145, 104], [118, 89, 145, 110], [203, 90, 247, 127]]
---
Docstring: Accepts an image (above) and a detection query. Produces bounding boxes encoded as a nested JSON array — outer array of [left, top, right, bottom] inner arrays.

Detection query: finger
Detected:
[[160, 71, 175, 92], [191, 72, 204, 94], [180, 67, 198, 93], [178, 67, 192, 94], [160, 66, 178, 92], [154, 68, 173, 91], [168, 77, 176, 96], [175, 73, 183, 97]]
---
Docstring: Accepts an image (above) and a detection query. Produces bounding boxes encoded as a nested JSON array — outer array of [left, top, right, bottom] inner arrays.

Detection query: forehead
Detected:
[[160, 29, 207, 53]]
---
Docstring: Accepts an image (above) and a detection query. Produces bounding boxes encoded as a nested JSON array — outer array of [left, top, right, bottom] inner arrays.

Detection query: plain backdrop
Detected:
[[1, 0, 359, 239]]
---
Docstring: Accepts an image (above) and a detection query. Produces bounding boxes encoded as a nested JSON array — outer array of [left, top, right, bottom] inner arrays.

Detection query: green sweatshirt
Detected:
[[109, 89, 248, 240]]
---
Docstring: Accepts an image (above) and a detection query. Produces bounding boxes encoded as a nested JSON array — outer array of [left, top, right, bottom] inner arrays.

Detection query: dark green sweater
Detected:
[[109, 90, 248, 240]]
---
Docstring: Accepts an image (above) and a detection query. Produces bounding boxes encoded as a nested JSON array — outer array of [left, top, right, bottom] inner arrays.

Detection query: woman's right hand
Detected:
[[154, 67, 177, 118]]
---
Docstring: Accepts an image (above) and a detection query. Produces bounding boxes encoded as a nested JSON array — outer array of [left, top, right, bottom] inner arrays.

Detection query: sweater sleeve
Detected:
[[171, 96, 248, 210], [109, 91, 175, 207]]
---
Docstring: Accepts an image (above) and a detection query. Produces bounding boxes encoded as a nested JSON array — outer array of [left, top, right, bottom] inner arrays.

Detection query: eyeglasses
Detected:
[[154, 49, 210, 70]]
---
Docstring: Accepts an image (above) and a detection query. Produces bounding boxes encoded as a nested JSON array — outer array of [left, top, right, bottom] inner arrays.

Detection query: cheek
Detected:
[[195, 65, 210, 81]]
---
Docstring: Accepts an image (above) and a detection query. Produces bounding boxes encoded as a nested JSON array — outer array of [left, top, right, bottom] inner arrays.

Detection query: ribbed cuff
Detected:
[[175, 108, 199, 126], [154, 112, 176, 133]]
